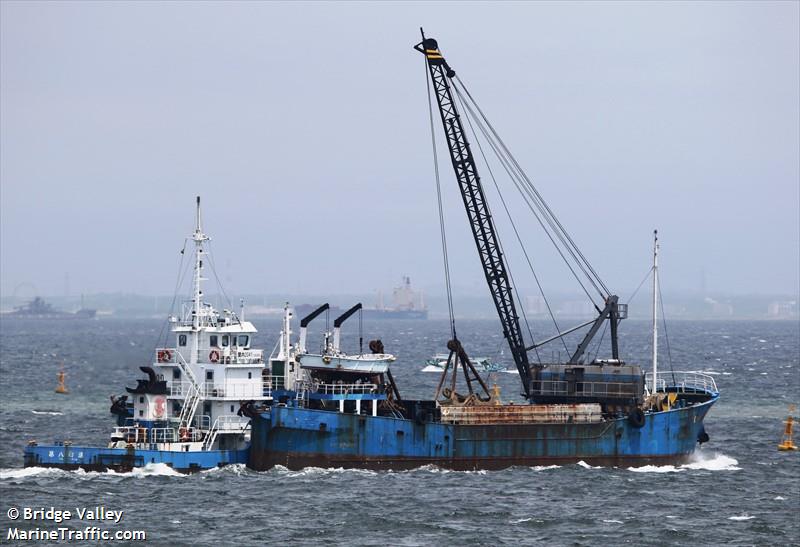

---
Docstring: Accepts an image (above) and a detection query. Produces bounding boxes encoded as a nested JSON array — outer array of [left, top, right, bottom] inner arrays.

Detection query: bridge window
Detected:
[[248, 372, 252, 379], [237, 335, 249, 347], [173, 369, 180, 380], [210, 335, 218, 347], [221, 335, 229, 347], [178, 334, 187, 347]]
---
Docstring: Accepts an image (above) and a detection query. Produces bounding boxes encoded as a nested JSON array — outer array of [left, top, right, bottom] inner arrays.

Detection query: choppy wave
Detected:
[[628, 464, 682, 473], [682, 453, 740, 471], [627, 453, 740, 473], [31, 410, 64, 416], [728, 515, 755, 521], [130, 463, 185, 477], [0, 467, 67, 480], [267, 465, 379, 478], [201, 463, 249, 476]]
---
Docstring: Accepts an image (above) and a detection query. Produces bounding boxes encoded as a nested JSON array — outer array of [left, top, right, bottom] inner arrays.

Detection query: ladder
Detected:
[[202, 416, 249, 451], [175, 352, 203, 433], [294, 380, 309, 407]]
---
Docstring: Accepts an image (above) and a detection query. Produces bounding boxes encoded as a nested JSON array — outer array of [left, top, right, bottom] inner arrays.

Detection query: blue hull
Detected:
[[248, 397, 717, 470], [24, 444, 248, 473]]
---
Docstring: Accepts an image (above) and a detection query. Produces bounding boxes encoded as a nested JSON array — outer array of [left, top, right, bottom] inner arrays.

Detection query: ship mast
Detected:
[[651, 230, 659, 393], [192, 196, 209, 363]]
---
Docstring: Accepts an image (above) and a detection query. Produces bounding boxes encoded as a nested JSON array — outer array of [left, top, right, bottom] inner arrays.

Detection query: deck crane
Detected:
[[416, 31, 631, 403]]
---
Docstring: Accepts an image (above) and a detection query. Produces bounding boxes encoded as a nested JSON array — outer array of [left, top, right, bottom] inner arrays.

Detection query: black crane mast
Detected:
[[415, 33, 535, 398]]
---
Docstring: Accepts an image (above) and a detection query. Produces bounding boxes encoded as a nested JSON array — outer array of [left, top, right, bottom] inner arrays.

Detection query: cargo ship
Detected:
[[245, 32, 718, 471], [362, 277, 428, 320], [24, 198, 268, 472], [294, 277, 428, 320]]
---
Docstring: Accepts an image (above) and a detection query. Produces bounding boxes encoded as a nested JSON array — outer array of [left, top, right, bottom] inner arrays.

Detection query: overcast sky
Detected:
[[1, 1, 798, 302]]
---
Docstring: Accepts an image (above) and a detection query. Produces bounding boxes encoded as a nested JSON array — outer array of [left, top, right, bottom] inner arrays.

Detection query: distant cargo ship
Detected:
[[294, 276, 428, 320], [364, 276, 428, 319], [3, 297, 96, 319]]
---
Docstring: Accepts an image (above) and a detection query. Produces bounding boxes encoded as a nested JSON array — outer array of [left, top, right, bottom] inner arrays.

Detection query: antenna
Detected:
[[651, 229, 659, 394]]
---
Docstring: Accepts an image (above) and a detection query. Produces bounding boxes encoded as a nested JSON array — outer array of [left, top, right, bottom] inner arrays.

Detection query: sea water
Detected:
[[1, 318, 798, 545]]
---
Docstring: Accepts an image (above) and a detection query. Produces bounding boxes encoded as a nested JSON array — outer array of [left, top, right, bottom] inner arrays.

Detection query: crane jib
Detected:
[[417, 35, 535, 399]]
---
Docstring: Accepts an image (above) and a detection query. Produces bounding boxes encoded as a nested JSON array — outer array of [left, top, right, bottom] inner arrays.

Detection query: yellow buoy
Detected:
[[778, 405, 797, 451], [55, 365, 69, 394]]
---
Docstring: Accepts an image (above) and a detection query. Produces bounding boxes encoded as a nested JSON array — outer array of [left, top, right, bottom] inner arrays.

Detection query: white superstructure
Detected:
[[116, 197, 272, 452]]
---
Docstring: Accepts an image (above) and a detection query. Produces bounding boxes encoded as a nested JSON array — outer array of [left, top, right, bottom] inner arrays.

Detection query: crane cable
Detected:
[[451, 84, 601, 307], [424, 58, 457, 340], [454, 76, 610, 300], [454, 75, 609, 296], [453, 88, 567, 360]]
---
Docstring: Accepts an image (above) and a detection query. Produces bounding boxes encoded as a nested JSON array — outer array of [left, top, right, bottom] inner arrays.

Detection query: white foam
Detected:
[[278, 466, 379, 477], [626, 453, 740, 474], [728, 515, 755, 521], [602, 519, 623, 524], [130, 463, 184, 478], [774, 496, 786, 500], [201, 463, 248, 476], [510, 517, 532, 524], [421, 365, 442, 373], [31, 410, 64, 416], [530, 465, 561, 471], [628, 465, 681, 473], [682, 453, 741, 471], [758, 339, 767, 343], [171, 520, 181, 524], [577, 460, 602, 469], [0, 467, 66, 480]]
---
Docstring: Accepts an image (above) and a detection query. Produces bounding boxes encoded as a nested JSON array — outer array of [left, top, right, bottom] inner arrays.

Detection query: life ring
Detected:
[[628, 407, 646, 428], [153, 396, 166, 419], [157, 349, 172, 363], [209, 350, 220, 363]]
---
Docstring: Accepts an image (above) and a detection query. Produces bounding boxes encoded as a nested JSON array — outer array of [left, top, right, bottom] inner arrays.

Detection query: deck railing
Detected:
[[645, 371, 718, 394], [314, 383, 379, 395], [532, 379, 640, 398], [168, 380, 272, 399], [155, 348, 264, 365]]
